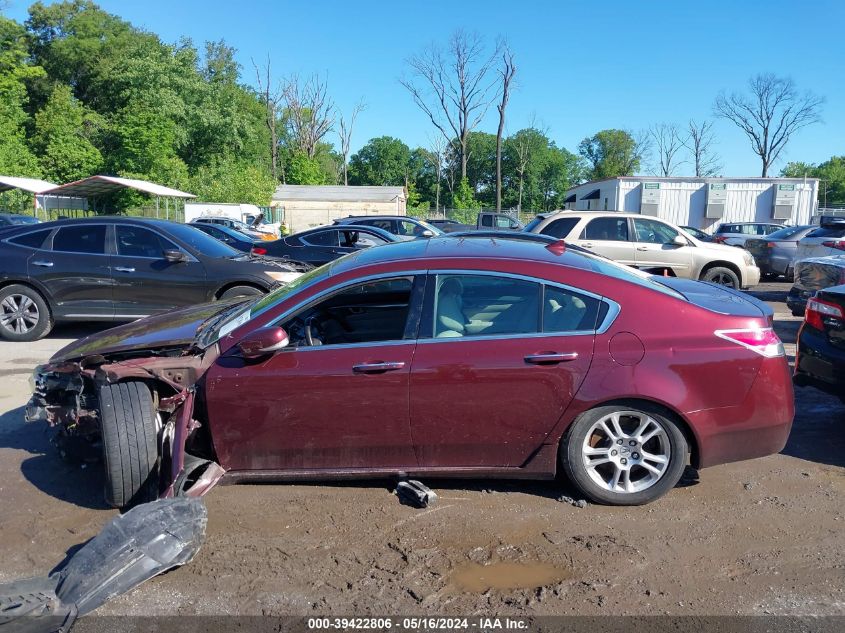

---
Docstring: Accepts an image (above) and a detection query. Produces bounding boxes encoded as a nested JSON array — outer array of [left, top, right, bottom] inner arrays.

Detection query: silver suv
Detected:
[[524, 212, 760, 289]]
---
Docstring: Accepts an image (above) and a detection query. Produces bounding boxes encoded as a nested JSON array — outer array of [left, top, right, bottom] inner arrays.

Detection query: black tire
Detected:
[[219, 285, 263, 300], [98, 381, 159, 509], [790, 308, 805, 318], [700, 266, 741, 289], [0, 284, 53, 342], [561, 404, 688, 506]]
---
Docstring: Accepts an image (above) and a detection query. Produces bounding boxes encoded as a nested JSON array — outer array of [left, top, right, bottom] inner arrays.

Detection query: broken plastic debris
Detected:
[[0, 497, 207, 632], [395, 480, 437, 508], [557, 495, 587, 508]]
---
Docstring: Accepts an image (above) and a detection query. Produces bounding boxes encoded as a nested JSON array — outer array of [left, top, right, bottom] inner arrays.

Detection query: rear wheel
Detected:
[[0, 284, 53, 342], [561, 404, 688, 505], [98, 381, 159, 508], [219, 285, 263, 300], [700, 266, 740, 289]]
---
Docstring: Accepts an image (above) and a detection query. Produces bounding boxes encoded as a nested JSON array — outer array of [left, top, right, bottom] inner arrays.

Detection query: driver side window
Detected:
[[633, 218, 680, 244], [281, 276, 415, 348]]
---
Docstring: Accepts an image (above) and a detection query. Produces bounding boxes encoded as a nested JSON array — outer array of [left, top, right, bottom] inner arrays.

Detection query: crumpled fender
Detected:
[[0, 497, 207, 632]]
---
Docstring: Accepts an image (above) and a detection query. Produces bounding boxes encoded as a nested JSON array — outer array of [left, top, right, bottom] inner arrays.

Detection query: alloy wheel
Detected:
[[0, 294, 40, 335], [711, 272, 736, 287], [581, 410, 671, 494]]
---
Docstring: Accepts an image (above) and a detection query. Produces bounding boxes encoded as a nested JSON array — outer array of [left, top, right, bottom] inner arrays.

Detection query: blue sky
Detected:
[[6, 0, 844, 177]]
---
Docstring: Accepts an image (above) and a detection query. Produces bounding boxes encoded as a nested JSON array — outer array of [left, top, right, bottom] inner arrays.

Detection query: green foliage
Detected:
[[348, 136, 412, 186], [783, 157, 845, 206], [32, 84, 103, 182], [452, 177, 481, 216], [578, 129, 642, 180], [286, 151, 329, 185], [190, 157, 276, 205]]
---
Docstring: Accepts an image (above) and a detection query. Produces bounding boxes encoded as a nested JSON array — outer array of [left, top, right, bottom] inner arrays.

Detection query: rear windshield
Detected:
[[165, 223, 241, 257], [576, 251, 687, 301], [523, 217, 547, 232], [806, 225, 845, 239], [768, 226, 809, 240]]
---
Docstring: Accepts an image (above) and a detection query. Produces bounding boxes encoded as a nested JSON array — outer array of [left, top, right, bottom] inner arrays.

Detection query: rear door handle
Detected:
[[636, 246, 650, 251], [114, 267, 135, 273], [524, 352, 579, 365], [32, 260, 54, 267], [352, 361, 406, 374]]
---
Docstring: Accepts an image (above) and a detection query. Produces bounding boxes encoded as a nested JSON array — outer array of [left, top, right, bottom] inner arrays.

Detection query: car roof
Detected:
[[293, 224, 398, 239], [329, 234, 598, 276], [335, 215, 423, 221], [0, 216, 187, 232]]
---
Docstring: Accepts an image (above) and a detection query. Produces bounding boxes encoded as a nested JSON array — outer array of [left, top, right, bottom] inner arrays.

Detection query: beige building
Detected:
[[271, 185, 407, 234]]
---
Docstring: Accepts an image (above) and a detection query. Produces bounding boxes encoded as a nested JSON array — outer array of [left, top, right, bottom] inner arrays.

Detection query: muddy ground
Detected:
[[1, 282, 844, 619]]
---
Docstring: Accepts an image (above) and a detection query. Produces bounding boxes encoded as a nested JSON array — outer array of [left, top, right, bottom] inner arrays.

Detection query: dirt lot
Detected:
[[1, 282, 844, 619]]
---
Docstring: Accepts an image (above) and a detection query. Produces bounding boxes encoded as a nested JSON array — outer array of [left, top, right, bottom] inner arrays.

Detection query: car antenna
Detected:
[[546, 239, 566, 255]]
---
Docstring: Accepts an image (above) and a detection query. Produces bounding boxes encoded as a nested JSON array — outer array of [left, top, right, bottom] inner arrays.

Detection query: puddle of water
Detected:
[[450, 561, 571, 592]]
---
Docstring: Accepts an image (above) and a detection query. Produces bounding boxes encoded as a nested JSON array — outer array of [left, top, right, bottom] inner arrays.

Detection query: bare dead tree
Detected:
[[495, 45, 516, 210], [400, 30, 501, 180], [252, 56, 283, 182], [648, 123, 687, 177], [337, 100, 366, 186], [714, 73, 824, 177], [684, 119, 722, 177], [283, 73, 335, 159]]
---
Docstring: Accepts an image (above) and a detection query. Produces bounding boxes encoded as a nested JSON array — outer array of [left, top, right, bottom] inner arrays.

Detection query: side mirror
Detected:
[[237, 326, 289, 358], [164, 249, 187, 263], [421, 230, 435, 238], [672, 235, 687, 247]]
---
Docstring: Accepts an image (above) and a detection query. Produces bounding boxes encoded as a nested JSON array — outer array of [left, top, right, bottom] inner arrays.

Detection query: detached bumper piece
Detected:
[[395, 480, 438, 508], [0, 497, 207, 633]]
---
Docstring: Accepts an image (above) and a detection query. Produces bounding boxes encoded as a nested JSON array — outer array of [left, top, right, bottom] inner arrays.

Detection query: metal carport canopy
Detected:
[[0, 176, 58, 194], [39, 175, 195, 199]]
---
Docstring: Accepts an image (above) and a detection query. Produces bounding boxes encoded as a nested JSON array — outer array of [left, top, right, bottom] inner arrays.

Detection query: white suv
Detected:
[[524, 212, 760, 289]]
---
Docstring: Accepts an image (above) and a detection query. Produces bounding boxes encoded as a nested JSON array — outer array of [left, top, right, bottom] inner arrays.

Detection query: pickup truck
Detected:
[[427, 212, 523, 233]]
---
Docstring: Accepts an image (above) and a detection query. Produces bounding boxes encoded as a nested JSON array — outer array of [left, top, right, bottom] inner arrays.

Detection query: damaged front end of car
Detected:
[[25, 347, 225, 505]]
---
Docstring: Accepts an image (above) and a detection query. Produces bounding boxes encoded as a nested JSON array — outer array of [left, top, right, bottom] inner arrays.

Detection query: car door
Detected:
[[574, 216, 637, 266], [409, 273, 598, 467], [300, 228, 347, 264], [29, 224, 114, 319], [632, 218, 695, 277], [111, 224, 208, 317], [203, 275, 423, 471]]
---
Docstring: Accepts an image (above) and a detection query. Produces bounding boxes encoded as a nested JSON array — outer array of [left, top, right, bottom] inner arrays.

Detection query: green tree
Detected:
[[32, 84, 103, 182], [452, 177, 481, 220], [285, 150, 329, 185], [783, 158, 845, 207], [780, 162, 816, 178], [578, 129, 643, 180], [190, 157, 276, 205], [348, 136, 412, 186]]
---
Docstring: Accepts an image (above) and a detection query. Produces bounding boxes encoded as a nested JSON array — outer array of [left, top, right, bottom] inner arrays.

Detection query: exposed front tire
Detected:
[[98, 381, 159, 508], [0, 284, 53, 342], [700, 266, 740, 289], [218, 285, 263, 300], [561, 404, 688, 505]]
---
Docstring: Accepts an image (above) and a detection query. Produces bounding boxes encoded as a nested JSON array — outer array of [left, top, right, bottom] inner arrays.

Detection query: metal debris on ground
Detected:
[[395, 480, 438, 508], [557, 495, 587, 508], [0, 497, 207, 633]]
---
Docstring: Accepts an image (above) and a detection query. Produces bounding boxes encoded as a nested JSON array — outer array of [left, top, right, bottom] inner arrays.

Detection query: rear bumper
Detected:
[[754, 253, 791, 276], [687, 357, 795, 468], [794, 325, 845, 397]]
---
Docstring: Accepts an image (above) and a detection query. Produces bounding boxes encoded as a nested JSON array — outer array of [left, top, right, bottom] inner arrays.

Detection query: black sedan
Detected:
[[189, 220, 257, 253], [258, 224, 399, 266], [794, 284, 845, 403], [0, 217, 309, 341]]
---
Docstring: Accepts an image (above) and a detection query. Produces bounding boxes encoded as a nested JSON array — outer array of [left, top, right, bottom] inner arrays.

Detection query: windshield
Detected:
[[166, 223, 242, 257], [415, 219, 443, 235], [768, 226, 808, 240], [202, 264, 332, 346]]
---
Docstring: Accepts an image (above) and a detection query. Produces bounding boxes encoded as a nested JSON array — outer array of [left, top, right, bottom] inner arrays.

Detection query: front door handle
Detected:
[[581, 242, 593, 248], [524, 352, 579, 365], [636, 246, 651, 251], [352, 361, 406, 374], [114, 267, 135, 273], [32, 260, 54, 267]]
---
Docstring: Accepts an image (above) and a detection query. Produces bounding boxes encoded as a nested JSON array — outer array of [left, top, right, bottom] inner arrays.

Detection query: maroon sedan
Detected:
[[26, 236, 794, 506]]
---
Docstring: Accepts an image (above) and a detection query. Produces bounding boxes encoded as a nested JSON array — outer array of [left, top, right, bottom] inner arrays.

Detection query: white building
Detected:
[[271, 185, 406, 234], [562, 177, 819, 231]]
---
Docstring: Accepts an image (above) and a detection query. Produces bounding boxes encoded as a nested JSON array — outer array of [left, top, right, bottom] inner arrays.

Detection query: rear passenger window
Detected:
[[434, 274, 540, 338], [540, 217, 579, 239], [543, 286, 602, 332], [582, 217, 629, 241], [8, 229, 51, 249], [303, 230, 339, 247], [52, 225, 106, 254]]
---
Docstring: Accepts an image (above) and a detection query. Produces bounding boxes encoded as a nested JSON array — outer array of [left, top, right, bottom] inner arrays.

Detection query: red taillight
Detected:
[[714, 235, 728, 243], [822, 240, 845, 251], [805, 297, 845, 331], [715, 327, 785, 358], [252, 247, 267, 255], [767, 242, 775, 249]]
